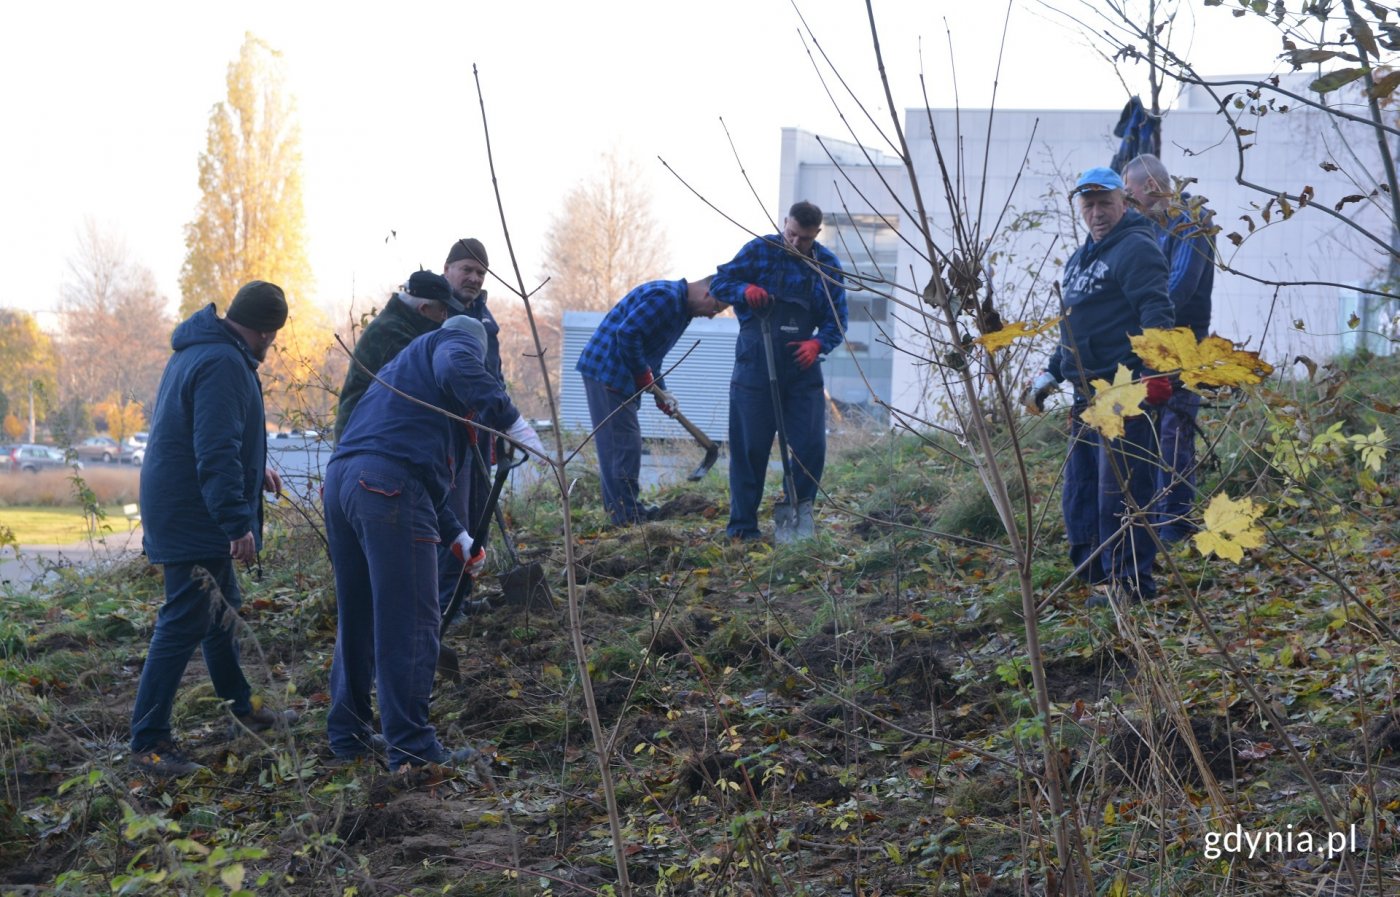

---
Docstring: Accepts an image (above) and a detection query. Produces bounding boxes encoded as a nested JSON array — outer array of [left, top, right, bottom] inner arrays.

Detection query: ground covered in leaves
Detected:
[[2, 364, 1398, 895]]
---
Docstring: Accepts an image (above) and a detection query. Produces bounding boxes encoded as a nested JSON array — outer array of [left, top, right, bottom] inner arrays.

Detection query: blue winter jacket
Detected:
[[1048, 209, 1175, 389], [331, 327, 521, 541], [1155, 195, 1215, 339], [140, 305, 269, 564], [575, 279, 692, 395]]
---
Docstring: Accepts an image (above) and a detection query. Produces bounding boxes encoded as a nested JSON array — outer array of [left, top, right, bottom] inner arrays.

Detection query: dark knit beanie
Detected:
[[445, 238, 489, 268], [226, 281, 289, 331], [406, 270, 452, 304]]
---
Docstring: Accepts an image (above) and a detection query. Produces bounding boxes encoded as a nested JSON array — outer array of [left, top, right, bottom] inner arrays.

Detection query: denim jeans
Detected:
[[1062, 407, 1158, 598], [726, 320, 826, 539], [324, 454, 450, 768], [1153, 390, 1202, 542], [130, 557, 253, 751], [583, 376, 647, 526]]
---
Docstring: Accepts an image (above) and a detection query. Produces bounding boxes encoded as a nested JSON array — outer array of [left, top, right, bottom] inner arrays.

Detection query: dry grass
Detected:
[[0, 467, 140, 507]]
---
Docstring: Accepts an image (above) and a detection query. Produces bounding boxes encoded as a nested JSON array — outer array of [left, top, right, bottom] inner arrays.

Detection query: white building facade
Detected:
[[776, 84, 1397, 422]]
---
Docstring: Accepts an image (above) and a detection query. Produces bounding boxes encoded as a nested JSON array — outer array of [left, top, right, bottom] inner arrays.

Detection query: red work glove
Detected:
[[634, 369, 656, 391], [743, 284, 771, 310], [788, 339, 821, 370], [1143, 376, 1173, 406]]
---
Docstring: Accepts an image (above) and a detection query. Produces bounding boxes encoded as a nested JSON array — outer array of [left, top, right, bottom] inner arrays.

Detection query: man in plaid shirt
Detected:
[[576, 276, 727, 525], [710, 201, 847, 543]]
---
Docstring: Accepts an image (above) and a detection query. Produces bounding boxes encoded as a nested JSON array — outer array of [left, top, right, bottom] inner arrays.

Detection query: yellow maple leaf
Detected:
[[1130, 327, 1275, 391], [973, 317, 1061, 354], [1081, 365, 1147, 439], [1193, 493, 1266, 563], [1349, 424, 1390, 473]]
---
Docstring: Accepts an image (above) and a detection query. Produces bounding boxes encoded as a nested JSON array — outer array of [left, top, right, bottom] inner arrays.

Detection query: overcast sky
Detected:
[[0, 1, 1285, 325]]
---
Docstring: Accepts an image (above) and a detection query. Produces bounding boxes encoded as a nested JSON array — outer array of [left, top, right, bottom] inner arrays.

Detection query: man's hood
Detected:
[[171, 304, 258, 367]]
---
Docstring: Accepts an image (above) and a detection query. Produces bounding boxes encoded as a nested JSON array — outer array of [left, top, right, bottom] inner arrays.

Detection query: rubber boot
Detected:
[[794, 501, 815, 540], [773, 502, 797, 545]]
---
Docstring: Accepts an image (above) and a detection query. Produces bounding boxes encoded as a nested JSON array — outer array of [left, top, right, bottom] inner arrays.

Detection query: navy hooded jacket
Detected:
[[331, 327, 521, 541], [140, 304, 269, 564], [1048, 208, 1174, 389]]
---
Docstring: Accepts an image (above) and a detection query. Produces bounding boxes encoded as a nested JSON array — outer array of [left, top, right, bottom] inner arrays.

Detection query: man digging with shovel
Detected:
[[575, 275, 728, 527], [323, 315, 544, 772], [711, 201, 848, 544]]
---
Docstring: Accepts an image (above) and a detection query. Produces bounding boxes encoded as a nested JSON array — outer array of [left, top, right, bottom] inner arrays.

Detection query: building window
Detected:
[[822, 212, 900, 322]]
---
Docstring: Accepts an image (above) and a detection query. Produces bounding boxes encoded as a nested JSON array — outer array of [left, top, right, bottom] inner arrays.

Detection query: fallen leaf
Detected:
[[1193, 493, 1266, 563]]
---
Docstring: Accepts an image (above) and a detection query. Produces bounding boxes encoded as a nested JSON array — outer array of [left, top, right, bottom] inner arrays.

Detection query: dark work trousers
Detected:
[[726, 308, 825, 540], [583, 376, 647, 525], [324, 453, 450, 769], [1062, 405, 1158, 599], [130, 557, 253, 751], [435, 451, 478, 621], [1152, 389, 1202, 543]]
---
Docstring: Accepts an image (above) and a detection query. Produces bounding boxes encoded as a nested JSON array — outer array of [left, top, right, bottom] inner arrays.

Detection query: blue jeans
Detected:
[[583, 376, 647, 526], [130, 558, 253, 751], [324, 454, 450, 768], [727, 331, 826, 539], [1153, 390, 1202, 542], [1062, 408, 1158, 598]]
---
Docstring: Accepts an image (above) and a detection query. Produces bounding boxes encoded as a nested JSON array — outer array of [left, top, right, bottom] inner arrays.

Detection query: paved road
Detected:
[[0, 527, 145, 591], [4, 439, 715, 589]]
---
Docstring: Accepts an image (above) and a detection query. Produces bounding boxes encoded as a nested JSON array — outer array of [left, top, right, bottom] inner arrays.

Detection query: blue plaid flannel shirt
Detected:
[[710, 234, 848, 352], [575, 279, 693, 395]]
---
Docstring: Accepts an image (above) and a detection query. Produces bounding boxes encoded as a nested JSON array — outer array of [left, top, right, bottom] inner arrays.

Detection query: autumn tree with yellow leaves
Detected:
[[179, 33, 335, 425]]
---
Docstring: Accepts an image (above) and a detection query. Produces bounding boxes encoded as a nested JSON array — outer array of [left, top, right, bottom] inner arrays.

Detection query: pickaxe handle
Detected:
[[648, 384, 720, 481]]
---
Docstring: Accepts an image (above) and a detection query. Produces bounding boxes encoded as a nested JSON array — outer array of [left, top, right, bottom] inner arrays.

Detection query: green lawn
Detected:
[[0, 506, 138, 545]]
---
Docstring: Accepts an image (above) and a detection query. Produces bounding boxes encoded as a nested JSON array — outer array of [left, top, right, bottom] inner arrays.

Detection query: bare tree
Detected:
[[58, 220, 172, 425]]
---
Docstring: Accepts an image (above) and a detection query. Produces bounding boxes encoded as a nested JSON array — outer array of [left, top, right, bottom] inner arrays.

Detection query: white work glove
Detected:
[[652, 386, 679, 417], [507, 416, 547, 460], [1024, 370, 1058, 415], [450, 531, 488, 576]]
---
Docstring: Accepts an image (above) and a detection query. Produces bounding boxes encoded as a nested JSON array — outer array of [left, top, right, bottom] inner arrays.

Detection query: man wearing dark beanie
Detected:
[[333, 270, 454, 442], [128, 281, 295, 776], [225, 280, 289, 335], [441, 238, 506, 616]]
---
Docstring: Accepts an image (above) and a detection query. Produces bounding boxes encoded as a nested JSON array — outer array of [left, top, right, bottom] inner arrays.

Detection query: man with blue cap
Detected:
[[1029, 166, 1175, 606]]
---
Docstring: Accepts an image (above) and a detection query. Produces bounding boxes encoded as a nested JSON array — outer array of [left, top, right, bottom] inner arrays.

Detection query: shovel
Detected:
[[492, 498, 555, 611], [759, 310, 800, 545], [437, 440, 522, 682], [648, 384, 720, 481]]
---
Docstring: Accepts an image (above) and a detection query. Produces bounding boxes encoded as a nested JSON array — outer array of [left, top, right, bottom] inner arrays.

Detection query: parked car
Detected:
[[129, 446, 145, 467], [0, 445, 14, 473], [72, 435, 122, 463], [124, 432, 149, 453], [9, 444, 82, 473]]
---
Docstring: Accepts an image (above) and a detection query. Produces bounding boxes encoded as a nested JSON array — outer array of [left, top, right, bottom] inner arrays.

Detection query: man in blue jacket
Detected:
[[324, 316, 544, 771], [1031, 168, 1175, 605], [130, 281, 295, 776], [575, 276, 727, 526], [1123, 153, 1216, 543], [710, 201, 848, 543]]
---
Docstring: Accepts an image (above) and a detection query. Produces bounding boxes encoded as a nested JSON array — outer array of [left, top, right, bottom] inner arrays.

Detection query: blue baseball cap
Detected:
[[1071, 166, 1125, 196]]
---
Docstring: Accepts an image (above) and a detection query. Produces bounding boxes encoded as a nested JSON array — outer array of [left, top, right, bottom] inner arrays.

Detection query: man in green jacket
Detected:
[[333, 271, 454, 441]]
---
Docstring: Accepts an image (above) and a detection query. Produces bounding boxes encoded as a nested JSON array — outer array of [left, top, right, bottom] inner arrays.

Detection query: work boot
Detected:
[[230, 705, 299, 737], [131, 740, 206, 777], [794, 501, 815, 540], [773, 502, 797, 545]]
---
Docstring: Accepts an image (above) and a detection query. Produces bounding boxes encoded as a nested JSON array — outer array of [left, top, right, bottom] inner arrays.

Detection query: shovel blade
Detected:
[[686, 445, 721, 482], [498, 562, 555, 612]]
